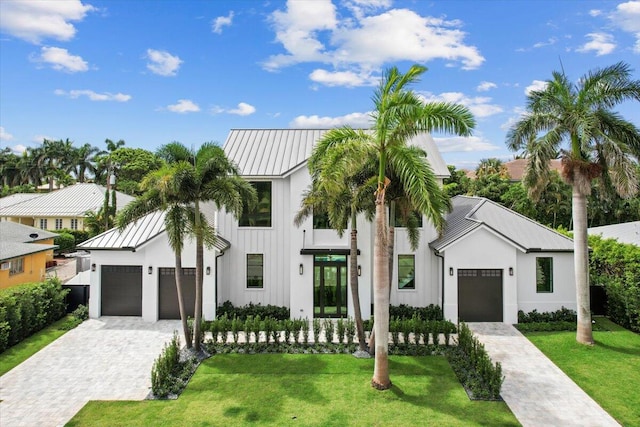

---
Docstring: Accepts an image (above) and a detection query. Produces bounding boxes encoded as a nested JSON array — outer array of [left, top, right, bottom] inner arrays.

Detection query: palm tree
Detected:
[[116, 164, 196, 347], [507, 61, 640, 345], [73, 143, 100, 182], [157, 142, 256, 352], [317, 65, 475, 389]]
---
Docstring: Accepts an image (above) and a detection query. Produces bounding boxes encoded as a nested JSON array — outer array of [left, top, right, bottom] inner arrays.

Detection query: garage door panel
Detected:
[[458, 269, 503, 322], [101, 265, 142, 316], [159, 268, 196, 320]]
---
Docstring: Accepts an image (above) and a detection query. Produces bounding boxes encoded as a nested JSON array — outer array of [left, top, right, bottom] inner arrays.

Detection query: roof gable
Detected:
[[0, 222, 58, 261], [430, 195, 574, 252], [223, 129, 450, 178]]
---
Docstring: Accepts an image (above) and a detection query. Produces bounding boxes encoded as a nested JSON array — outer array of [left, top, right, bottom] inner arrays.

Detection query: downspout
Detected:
[[434, 251, 445, 312], [215, 250, 225, 318]]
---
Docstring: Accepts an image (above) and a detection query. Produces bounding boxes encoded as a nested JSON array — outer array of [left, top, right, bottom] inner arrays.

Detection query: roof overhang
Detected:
[[300, 248, 360, 255]]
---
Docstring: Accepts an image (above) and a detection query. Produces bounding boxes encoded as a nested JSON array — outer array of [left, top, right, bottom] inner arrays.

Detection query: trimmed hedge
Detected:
[[447, 323, 503, 400], [0, 278, 68, 352], [217, 301, 290, 321], [390, 304, 443, 321], [515, 321, 577, 332], [589, 235, 640, 333], [517, 307, 577, 323], [54, 232, 75, 253]]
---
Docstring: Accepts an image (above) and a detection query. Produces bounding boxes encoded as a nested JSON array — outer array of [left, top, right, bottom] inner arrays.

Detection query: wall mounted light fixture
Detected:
[[148, 266, 153, 275], [357, 265, 362, 276], [509, 267, 514, 276], [299, 263, 304, 275], [206, 266, 211, 275], [449, 267, 454, 276], [91, 263, 96, 272]]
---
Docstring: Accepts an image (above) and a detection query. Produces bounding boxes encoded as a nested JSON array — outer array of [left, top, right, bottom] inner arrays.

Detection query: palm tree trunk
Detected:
[[349, 216, 366, 352], [174, 253, 192, 348], [372, 191, 391, 390], [572, 185, 594, 345], [194, 201, 204, 352]]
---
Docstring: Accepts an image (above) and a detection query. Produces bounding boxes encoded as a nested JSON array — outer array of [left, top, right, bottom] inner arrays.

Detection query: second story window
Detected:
[[55, 219, 63, 230], [70, 219, 78, 230], [39, 219, 47, 230], [239, 182, 272, 227]]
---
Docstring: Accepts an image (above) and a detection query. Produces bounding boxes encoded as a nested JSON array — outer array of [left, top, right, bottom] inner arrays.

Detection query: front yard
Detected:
[[525, 317, 640, 427], [67, 354, 518, 426]]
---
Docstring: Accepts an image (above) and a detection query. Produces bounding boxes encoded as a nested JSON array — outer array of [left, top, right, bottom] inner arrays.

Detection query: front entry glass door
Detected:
[[313, 255, 347, 318]]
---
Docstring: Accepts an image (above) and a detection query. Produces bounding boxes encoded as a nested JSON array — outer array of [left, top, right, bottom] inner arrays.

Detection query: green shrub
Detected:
[[390, 304, 443, 321], [54, 232, 75, 253], [517, 307, 577, 323], [151, 333, 183, 398], [0, 278, 68, 352], [71, 304, 89, 321], [515, 321, 576, 332], [57, 229, 90, 245], [217, 301, 289, 321], [447, 323, 503, 400]]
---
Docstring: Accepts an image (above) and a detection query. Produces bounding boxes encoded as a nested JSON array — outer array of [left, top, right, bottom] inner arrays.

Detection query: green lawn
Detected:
[[0, 315, 76, 376], [525, 318, 640, 427], [67, 354, 518, 427]]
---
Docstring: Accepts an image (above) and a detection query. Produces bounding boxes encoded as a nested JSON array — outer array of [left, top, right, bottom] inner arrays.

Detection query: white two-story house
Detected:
[[80, 129, 577, 324]]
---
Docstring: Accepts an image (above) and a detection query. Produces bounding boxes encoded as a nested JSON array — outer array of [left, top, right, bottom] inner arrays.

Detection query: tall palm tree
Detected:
[[73, 143, 100, 182], [157, 142, 256, 352], [116, 164, 196, 347], [507, 61, 640, 345], [317, 65, 475, 389]]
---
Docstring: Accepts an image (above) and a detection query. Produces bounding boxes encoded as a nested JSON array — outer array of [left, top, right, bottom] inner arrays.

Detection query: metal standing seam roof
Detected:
[[430, 195, 574, 252], [0, 183, 135, 217], [0, 193, 44, 209], [587, 221, 640, 246], [78, 209, 231, 252], [0, 222, 59, 261], [223, 129, 450, 178]]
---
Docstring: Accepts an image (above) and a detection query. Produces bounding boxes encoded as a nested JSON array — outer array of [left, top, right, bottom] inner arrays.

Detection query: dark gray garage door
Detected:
[[458, 269, 503, 322], [159, 268, 196, 320], [101, 265, 142, 316]]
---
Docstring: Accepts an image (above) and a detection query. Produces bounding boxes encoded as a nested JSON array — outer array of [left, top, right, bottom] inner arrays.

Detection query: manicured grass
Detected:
[[68, 354, 518, 427], [525, 317, 640, 427], [0, 315, 77, 376]]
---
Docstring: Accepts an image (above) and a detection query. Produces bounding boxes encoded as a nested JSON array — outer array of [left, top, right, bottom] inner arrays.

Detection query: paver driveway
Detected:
[[0, 317, 181, 427], [468, 322, 620, 427]]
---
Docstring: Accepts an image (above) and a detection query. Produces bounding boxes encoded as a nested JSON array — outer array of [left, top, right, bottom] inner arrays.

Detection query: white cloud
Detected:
[[32, 135, 53, 143], [533, 37, 557, 48], [476, 81, 497, 92], [309, 69, 378, 87], [54, 89, 132, 102], [264, 2, 484, 83], [609, 1, 640, 53], [212, 11, 234, 34], [228, 102, 256, 116], [577, 32, 616, 55], [433, 135, 500, 153], [32, 46, 88, 72], [12, 144, 27, 154], [0, 0, 94, 44], [589, 9, 603, 17], [419, 91, 503, 118], [524, 80, 548, 95], [0, 126, 14, 141], [146, 49, 182, 76], [166, 99, 200, 113], [289, 111, 373, 128]]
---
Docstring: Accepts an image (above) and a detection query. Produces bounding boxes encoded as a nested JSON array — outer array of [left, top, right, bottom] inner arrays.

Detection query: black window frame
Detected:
[[239, 182, 272, 227], [246, 253, 264, 289], [536, 257, 553, 293], [397, 254, 416, 290]]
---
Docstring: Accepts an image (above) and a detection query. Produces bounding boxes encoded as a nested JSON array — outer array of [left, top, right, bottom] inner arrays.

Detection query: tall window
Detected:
[[398, 254, 415, 289], [70, 219, 78, 230], [39, 219, 47, 230], [246, 254, 264, 288], [393, 210, 423, 228], [55, 218, 63, 230], [313, 209, 346, 230], [536, 257, 553, 293], [9, 258, 24, 276], [239, 182, 272, 227]]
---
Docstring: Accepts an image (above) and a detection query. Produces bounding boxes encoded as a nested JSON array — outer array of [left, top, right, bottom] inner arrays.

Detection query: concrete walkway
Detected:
[[468, 323, 620, 427], [0, 317, 181, 427]]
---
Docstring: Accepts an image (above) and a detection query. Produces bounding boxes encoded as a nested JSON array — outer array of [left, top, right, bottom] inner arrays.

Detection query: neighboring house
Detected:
[[78, 206, 229, 322], [0, 183, 135, 231], [0, 222, 58, 289], [503, 158, 563, 182], [78, 129, 577, 324], [588, 221, 640, 247], [0, 193, 44, 214]]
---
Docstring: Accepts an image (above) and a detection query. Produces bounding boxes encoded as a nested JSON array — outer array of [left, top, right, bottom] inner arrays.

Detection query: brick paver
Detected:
[[468, 322, 620, 427], [0, 317, 181, 427]]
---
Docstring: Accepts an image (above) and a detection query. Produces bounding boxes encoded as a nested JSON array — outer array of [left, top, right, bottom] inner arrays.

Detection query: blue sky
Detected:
[[1, 0, 638, 170]]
